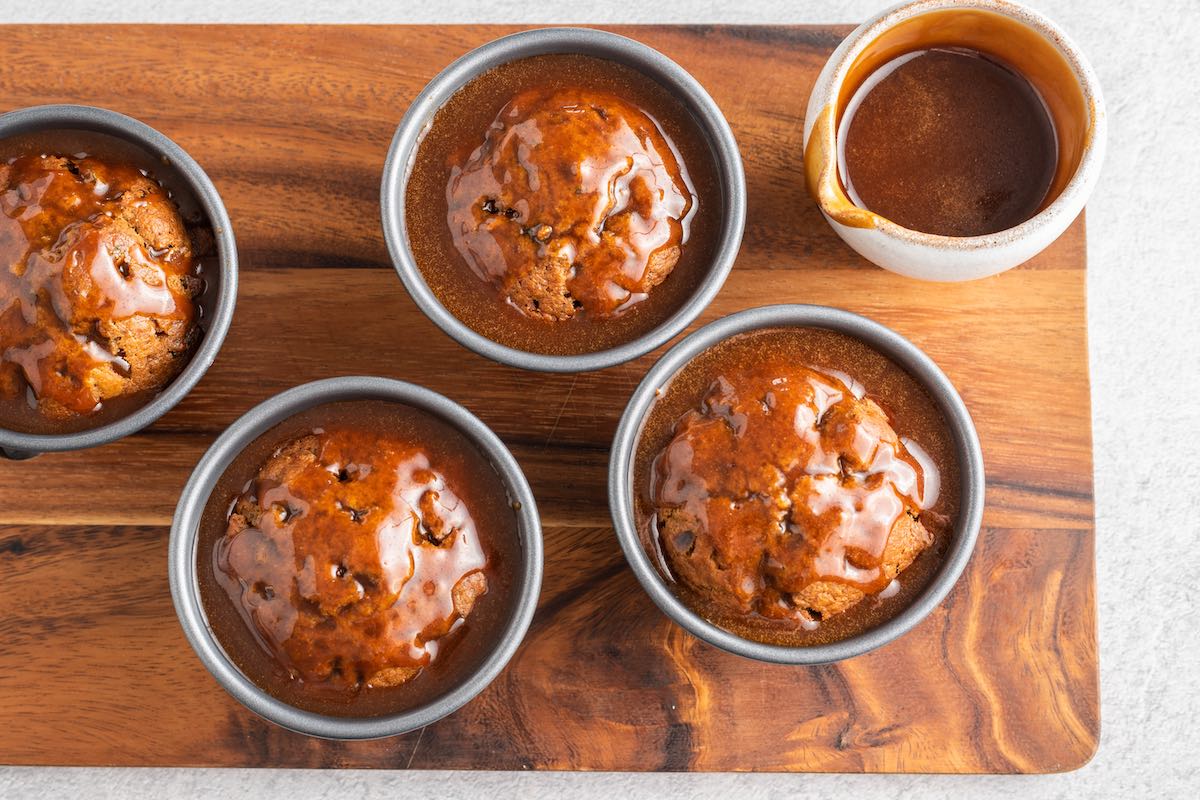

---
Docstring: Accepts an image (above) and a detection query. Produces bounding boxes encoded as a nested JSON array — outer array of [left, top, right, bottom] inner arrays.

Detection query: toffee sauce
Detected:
[[839, 47, 1058, 237]]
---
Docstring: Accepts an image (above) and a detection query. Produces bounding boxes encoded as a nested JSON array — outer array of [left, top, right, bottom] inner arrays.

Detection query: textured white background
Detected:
[[2, 1, 1198, 797]]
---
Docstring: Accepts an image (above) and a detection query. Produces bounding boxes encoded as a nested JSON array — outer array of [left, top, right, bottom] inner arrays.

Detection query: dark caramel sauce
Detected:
[[635, 328, 960, 646], [0, 131, 209, 434], [407, 53, 721, 355], [840, 47, 1057, 237], [198, 400, 522, 717]]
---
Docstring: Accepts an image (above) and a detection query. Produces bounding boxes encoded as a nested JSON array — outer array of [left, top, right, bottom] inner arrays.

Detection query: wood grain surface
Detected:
[[0, 24, 1098, 772]]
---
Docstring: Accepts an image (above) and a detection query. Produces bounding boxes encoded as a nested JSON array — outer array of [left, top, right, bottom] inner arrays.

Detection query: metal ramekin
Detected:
[[609, 304, 985, 664], [169, 376, 544, 739], [0, 104, 238, 459], [380, 27, 746, 373]]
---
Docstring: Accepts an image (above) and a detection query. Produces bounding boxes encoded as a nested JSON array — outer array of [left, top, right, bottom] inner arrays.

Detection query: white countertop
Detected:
[[2, 1, 1197, 797]]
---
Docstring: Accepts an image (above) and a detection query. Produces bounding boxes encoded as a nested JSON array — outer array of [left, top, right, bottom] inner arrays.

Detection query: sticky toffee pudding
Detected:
[[197, 400, 521, 717], [406, 53, 721, 355], [0, 132, 210, 433], [635, 328, 960, 646]]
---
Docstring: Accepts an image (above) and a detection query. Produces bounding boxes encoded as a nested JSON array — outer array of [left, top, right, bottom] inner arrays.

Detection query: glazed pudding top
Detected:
[[0, 151, 202, 425], [645, 334, 951, 637], [214, 425, 491, 693], [445, 86, 695, 322]]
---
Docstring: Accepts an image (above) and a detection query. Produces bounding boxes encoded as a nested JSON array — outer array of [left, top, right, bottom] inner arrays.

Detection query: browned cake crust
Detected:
[[445, 86, 694, 321], [0, 153, 204, 419], [653, 364, 936, 628], [216, 427, 490, 691]]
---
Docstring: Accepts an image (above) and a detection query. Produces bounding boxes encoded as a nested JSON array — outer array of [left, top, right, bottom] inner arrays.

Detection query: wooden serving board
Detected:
[[0, 25, 1097, 773]]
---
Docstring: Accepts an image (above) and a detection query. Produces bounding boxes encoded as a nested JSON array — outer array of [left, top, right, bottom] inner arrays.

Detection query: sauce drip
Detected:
[[651, 360, 936, 627], [446, 86, 694, 321], [839, 47, 1057, 237], [0, 151, 199, 419], [214, 425, 490, 693]]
